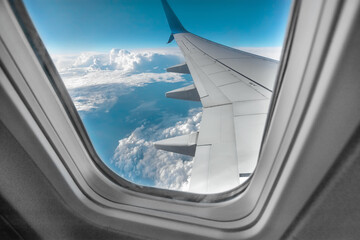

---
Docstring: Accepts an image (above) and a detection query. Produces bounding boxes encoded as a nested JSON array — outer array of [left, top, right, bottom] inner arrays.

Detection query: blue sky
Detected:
[[23, 0, 292, 54]]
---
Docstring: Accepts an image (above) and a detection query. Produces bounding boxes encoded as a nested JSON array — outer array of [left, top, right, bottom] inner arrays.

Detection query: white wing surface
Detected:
[[154, 0, 279, 193]]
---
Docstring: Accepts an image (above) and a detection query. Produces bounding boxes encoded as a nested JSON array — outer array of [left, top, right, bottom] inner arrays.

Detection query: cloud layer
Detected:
[[53, 48, 186, 111], [112, 108, 202, 191]]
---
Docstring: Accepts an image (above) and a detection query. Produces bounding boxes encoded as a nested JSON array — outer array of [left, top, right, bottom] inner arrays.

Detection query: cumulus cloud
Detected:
[[52, 48, 186, 112], [66, 83, 129, 112], [62, 70, 185, 90], [112, 108, 202, 191]]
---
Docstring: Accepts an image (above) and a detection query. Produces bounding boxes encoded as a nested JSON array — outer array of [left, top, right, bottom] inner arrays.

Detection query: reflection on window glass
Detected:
[[23, 0, 292, 193]]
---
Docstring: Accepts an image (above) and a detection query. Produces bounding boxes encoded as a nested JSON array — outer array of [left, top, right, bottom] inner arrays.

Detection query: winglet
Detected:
[[161, 0, 187, 34], [167, 34, 174, 43]]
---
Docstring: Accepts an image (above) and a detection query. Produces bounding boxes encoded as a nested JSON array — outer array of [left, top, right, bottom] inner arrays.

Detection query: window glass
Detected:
[[23, 0, 292, 193]]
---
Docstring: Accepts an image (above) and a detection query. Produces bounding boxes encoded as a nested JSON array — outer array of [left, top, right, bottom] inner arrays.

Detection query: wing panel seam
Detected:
[[183, 35, 273, 93]]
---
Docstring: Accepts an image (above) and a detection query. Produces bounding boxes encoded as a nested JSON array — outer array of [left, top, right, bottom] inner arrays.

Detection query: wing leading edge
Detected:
[[155, 0, 279, 193]]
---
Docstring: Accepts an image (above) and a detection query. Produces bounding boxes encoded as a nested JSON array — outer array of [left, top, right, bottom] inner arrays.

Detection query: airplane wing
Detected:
[[155, 0, 279, 193]]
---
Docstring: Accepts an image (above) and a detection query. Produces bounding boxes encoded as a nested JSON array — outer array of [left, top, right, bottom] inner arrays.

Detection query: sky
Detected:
[[23, 0, 292, 54]]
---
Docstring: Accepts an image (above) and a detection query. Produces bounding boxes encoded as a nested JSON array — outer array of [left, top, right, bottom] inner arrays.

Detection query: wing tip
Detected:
[[161, 0, 187, 34], [167, 34, 174, 43]]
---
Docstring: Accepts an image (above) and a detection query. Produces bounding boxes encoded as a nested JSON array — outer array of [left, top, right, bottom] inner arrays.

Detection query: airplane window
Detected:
[[22, 0, 292, 194]]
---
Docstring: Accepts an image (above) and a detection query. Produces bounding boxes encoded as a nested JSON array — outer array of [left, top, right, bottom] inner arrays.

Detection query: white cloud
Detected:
[[112, 108, 202, 191], [53, 47, 184, 73], [62, 71, 185, 90], [52, 48, 186, 112], [67, 84, 126, 112], [51, 54, 79, 70]]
